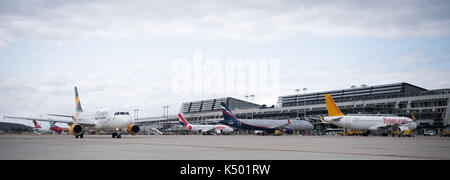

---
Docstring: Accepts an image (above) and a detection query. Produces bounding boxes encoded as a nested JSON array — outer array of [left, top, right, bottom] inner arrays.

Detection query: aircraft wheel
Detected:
[[75, 136, 79, 139], [80, 134, 84, 138], [112, 133, 116, 138], [117, 134, 122, 138]]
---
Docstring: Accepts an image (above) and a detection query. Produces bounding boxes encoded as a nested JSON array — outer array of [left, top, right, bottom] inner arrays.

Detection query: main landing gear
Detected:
[[112, 132, 122, 138], [112, 128, 122, 138], [75, 134, 84, 138]]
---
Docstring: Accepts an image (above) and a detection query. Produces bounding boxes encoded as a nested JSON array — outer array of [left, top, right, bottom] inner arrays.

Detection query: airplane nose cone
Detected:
[[410, 122, 418, 130]]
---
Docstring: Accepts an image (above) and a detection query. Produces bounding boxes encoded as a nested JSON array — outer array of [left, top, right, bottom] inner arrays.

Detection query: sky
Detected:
[[0, 0, 450, 128]]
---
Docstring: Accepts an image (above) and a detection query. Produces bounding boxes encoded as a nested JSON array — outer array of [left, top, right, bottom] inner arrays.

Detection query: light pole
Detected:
[[302, 88, 307, 117], [361, 84, 367, 112], [250, 95, 255, 103], [250, 95, 255, 119], [295, 89, 300, 118], [134, 108, 139, 121], [351, 85, 357, 113], [166, 106, 169, 119], [163, 105, 169, 119]]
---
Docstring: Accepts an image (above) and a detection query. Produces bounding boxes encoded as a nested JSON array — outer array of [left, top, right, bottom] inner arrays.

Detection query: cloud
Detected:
[[0, 61, 176, 118], [0, 0, 449, 45], [393, 51, 435, 66]]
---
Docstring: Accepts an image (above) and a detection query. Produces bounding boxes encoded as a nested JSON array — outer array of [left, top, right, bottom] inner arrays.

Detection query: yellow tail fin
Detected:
[[324, 94, 344, 116]]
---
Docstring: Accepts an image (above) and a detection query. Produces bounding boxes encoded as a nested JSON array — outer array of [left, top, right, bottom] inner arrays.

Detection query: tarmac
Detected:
[[0, 134, 449, 160]]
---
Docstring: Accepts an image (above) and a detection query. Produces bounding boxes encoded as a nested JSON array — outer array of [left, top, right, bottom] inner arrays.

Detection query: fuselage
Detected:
[[187, 124, 234, 133], [75, 110, 133, 131], [221, 119, 314, 131], [324, 115, 417, 131]]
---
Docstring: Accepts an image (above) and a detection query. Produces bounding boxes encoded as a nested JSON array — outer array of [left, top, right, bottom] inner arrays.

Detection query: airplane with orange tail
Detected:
[[321, 94, 417, 136]]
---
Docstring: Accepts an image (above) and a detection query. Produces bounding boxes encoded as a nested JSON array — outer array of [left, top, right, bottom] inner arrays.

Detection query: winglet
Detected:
[[324, 94, 344, 117]]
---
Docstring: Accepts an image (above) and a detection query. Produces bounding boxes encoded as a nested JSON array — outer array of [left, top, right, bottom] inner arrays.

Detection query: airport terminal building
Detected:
[[140, 82, 450, 133], [278, 82, 450, 128], [180, 97, 260, 114]]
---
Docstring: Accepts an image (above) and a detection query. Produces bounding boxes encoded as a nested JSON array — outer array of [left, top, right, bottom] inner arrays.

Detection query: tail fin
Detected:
[[33, 120, 42, 129], [324, 94, 344, 116], [220, 102, 239, 124], [74, 86, 83, 113], [178, 113, 189, 126]]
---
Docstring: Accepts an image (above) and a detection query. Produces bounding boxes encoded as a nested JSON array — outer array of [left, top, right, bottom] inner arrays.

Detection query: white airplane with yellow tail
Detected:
[[5, 86, 149, 138], [321, 94, 417, 136]]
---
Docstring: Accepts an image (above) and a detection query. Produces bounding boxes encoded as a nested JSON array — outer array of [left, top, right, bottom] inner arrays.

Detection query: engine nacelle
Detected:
[[127, 124, 140, 135], [397, 126, 410, 132], [69, 124, 83, 136], [285, 128, 294, 134]]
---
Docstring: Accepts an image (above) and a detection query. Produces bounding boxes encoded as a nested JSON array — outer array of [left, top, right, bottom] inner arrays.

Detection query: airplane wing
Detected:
[[266, 117, 292, 129], [5, 116, 95, 126], [202, 127, 218, 134], [47, 114, 74, 118], [133, 119, 160, 125], [368, 125, 387, 131], [369, 121, 414, 131]]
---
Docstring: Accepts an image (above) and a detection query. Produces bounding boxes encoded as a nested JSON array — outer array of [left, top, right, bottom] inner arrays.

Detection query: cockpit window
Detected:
[[114, 112, 130, 116]]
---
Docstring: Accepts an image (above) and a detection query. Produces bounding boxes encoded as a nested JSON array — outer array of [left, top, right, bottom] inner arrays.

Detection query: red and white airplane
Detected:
[[32, 121, 68, 134], [178, 113, 234, 135]]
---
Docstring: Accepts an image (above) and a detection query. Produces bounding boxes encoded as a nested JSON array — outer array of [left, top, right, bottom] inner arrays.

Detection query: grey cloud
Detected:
[[1, 0, 449, 43]]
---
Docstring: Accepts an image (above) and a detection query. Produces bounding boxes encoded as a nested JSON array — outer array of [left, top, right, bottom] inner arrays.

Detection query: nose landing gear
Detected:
[[112, 128, 122, 138], [112, 132, 122, 138]]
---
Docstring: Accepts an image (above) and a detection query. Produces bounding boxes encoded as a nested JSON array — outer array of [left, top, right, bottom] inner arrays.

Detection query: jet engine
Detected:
[[69, 124, 83, 136], [285, 128, 294, 134], [397, 126, 410, 132], [127, 124, 140, 135]]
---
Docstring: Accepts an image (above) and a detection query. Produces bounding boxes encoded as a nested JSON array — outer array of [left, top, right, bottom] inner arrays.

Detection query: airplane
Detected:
[[219, 102, 314, 135], [32, 121, 68, 134], [178, 113, 234, 135], [32, 120, 50, 134], [321, 94, 417, 136], [5, 86, 146, 139]]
